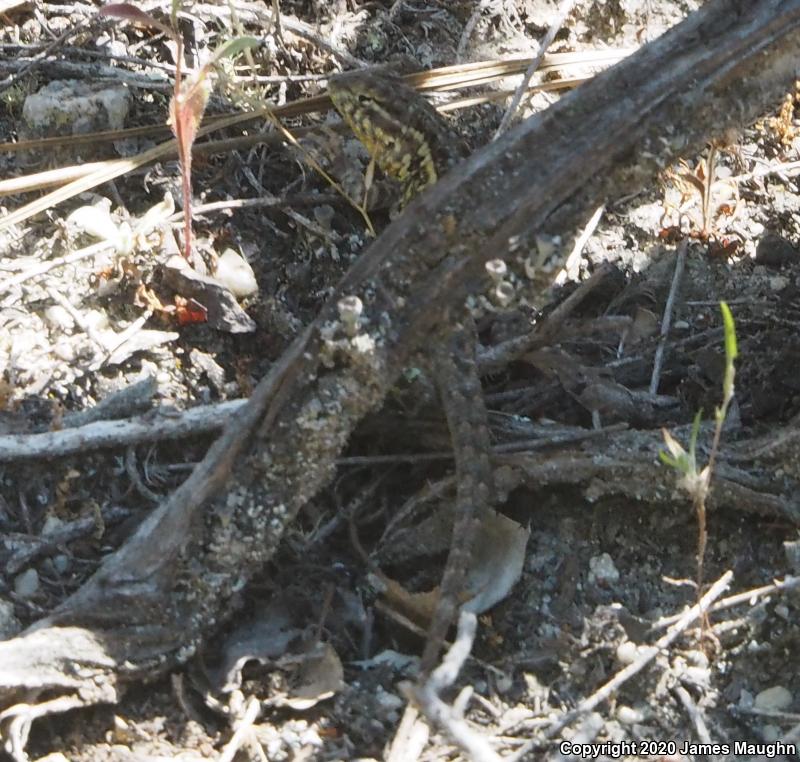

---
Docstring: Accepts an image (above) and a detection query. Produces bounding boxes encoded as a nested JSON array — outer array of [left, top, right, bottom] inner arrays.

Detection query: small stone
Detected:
[[375, 688, 404, 712], [682, 666, 711, 689], [768, 275, 789, 291], [84, 309, 110, 331], [492, 281, 515, 307], [588, 552, 619, 587], [214, 248, 258, 297], [616, 705, 643, 725], [52, 555, 70, 574], [44, 305, 75, 330], [755, 232, 798, 267], [616, 640, 638, 665], [41, 515, 64, 536], [0, 599, 21, 638], [67, 203, 118, 241], [685, 649, 709, 669], [485, 258, 508, 282], [494, 670, 514, 694], [14, 568, 39, 598], [23, 80, 130, 145], [52, 339, 76, 362], [738, 689, 754, 709], [313, 204, 335, 229], [754, 685, 792, 712]]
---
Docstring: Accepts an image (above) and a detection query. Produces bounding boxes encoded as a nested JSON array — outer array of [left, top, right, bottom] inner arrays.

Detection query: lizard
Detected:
[[328, 69, 495, 674]]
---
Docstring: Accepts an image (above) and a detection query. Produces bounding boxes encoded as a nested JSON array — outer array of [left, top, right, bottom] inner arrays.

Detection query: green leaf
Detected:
[[688, 408, 702, 461], [209, 36, 260, 68], [720, 301, 738, 363], [719, 301, 737, 405]]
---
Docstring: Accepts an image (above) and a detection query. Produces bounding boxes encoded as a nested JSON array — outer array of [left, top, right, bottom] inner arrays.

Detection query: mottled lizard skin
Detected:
[[328, 69, 466, 206], [329, 69, 494, 673]]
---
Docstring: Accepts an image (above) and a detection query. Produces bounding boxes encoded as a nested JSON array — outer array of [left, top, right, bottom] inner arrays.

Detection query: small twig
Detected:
[[177, 191, 340, 220], [649, 240, 687, 394], [218, 695, 263, 762], [385, 704, 429, 762], [0, 56, 174, 92], [651, 575, 800, 631], [0, 15, 91, 95], [411, 612, 502, 762], [0, 696, 88, 762], [494, 0, 579, 137], [96, 310, 153, 369], [554, 203, 605, 285], [124, 446, 161, 504], [6, 504, 131, 575], [46, 286, 109, 352], [62, 377, 157, 428], [509, 570, 733, 760], [674, 684, 713, 743], [0, 399, 245, 461], [731, 158, 800, 182], [492, 422, 628, 453], [0, 241, 111, 296], [732, 706, 800, 723], [191, 2, 365, 68], [337, 451, 452, 466]]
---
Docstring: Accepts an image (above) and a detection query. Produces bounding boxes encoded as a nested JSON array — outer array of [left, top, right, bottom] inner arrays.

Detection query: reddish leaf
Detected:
[[174, 296, 208, 326], [99, 3, 174, 37]]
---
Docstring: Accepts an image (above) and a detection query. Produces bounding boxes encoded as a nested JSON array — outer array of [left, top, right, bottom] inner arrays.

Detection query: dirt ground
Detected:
[[2, 1, 800, 760]]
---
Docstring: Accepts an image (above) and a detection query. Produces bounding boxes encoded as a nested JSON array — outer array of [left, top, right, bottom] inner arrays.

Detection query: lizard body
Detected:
[[328, 69, 493, 673], [328, 69, 466, 207]]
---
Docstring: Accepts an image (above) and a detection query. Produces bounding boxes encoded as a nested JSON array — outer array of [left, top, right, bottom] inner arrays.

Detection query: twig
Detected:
[[494, 0, 579, 137], [0, 57, 174, 92], [508, 570, 733, 760], [411, 611, 502, 762], [218, 695, 263, 762], [674, 684, 713, 743], [0, 241, 111, 296], [124, 446, 161, 504], [732, 706, 800, 723], [0, 15, 92, 95], [554, 203, 605, 285], [385, 704, 429, 762], [0, 695, 87, 762], [46, 286, 109, 352], [0, 399, 244, 461], [5, 504, 131, 575], [649, 240, 687, 395], [651, 575, 800, 631]]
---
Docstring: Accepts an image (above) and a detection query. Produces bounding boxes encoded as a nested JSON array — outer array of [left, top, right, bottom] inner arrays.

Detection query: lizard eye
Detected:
[[357, 94, 371, 104]]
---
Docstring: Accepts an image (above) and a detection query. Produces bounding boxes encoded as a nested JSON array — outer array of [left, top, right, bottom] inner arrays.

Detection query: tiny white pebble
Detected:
[[214, 248, 259, 297], [44, 305, 75, 330], [616, 640, 638, 665], [616, 705, 643, 725]]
